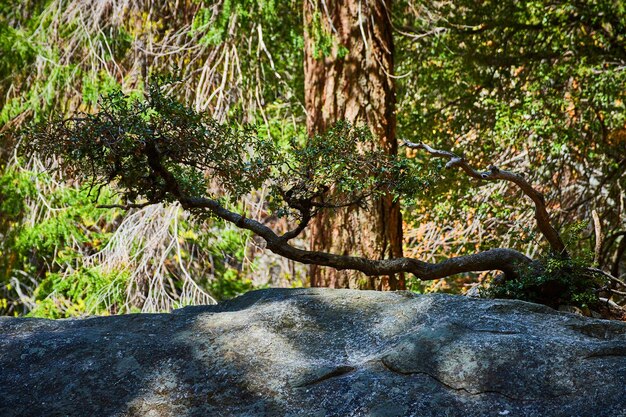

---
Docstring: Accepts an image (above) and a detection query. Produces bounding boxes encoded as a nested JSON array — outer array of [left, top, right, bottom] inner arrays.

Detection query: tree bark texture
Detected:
[[303, 0, 403, 290]]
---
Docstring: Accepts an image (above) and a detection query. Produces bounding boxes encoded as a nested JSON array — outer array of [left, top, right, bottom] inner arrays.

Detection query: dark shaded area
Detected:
[[1, 288, 625, 416]]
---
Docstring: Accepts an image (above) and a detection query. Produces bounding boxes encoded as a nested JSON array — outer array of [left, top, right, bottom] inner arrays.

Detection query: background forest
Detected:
[[1, 0, 625, 318]]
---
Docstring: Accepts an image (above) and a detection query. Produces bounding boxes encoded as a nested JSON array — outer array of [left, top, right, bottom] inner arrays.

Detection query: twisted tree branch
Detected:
[[402, 140, 568, 257], [97, 202, 154, 210], [179, 195, 531, 280], [280, 210, 312, 241], [140, 142, 532, 281]]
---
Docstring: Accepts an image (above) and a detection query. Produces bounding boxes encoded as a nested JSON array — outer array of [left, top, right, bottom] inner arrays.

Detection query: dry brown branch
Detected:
[[97, 202, 154, 210], [85, 203, 216, 312]]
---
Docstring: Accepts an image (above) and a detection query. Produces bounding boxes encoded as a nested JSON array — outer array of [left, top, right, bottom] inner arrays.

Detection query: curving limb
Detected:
[[179, 194, 532, 280], [140, 142, 532, 281], [280, 210, 312, 241], [402, 140, 568, 258]]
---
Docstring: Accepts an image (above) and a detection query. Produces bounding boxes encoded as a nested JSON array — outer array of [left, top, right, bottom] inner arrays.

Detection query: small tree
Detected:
[[25, 82, 625, 310]]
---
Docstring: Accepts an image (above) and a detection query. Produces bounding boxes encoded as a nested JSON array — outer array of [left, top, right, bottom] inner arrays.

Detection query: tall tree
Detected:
[[303, 0, 403, 290]]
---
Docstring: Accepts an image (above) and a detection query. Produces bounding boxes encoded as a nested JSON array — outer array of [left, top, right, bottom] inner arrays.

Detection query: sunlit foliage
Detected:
[[1, 0, 625, 316]]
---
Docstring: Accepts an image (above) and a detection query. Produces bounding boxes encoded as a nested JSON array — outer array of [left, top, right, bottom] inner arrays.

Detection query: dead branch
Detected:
[[402, 140, 568, 257]]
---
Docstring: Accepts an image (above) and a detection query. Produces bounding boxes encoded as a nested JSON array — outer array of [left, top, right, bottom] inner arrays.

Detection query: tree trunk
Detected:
[[303, 0, 403, 290]]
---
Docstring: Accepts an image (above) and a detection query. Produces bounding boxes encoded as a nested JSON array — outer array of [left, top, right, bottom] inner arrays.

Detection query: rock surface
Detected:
[[1, 288, 626, 417]]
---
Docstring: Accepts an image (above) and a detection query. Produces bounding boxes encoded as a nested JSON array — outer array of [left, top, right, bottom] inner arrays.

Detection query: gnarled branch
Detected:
[[402, 140, 568, 257], [179, 195, 531, 280], [139, 144, 532, 281], [280, 210, 312, 241]]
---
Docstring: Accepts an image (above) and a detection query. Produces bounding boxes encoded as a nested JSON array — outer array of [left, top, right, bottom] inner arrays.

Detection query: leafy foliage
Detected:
[[0, 164, 121, 316], [29, 269, 130, 318], [0, 159, 262, 316], [27, 82, 427, 222], [485, 254, 608, 309], [29, 83, 275, 203], [0, 0, 307, 317]]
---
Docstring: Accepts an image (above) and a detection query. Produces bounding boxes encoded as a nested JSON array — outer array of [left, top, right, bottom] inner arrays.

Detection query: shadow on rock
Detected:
[[1, 288, 625, 417]]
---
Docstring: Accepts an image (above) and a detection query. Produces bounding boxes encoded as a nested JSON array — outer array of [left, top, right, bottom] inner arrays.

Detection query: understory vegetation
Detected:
[[1, 0, 625, 318]]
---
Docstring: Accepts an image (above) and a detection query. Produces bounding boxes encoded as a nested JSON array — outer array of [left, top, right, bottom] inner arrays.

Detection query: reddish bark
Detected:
[[303, 0, 404, 290]]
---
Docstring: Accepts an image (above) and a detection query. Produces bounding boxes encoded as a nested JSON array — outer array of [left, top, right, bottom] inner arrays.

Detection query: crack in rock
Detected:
[[292, 365, 356, 388], [379, 357, 561, 402]]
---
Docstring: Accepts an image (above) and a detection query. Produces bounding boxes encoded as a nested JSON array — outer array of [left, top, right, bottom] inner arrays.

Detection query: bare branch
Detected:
[[278, 186, 371, 241], [598, 297, 622, 309], [403, 139, 568, 257]]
